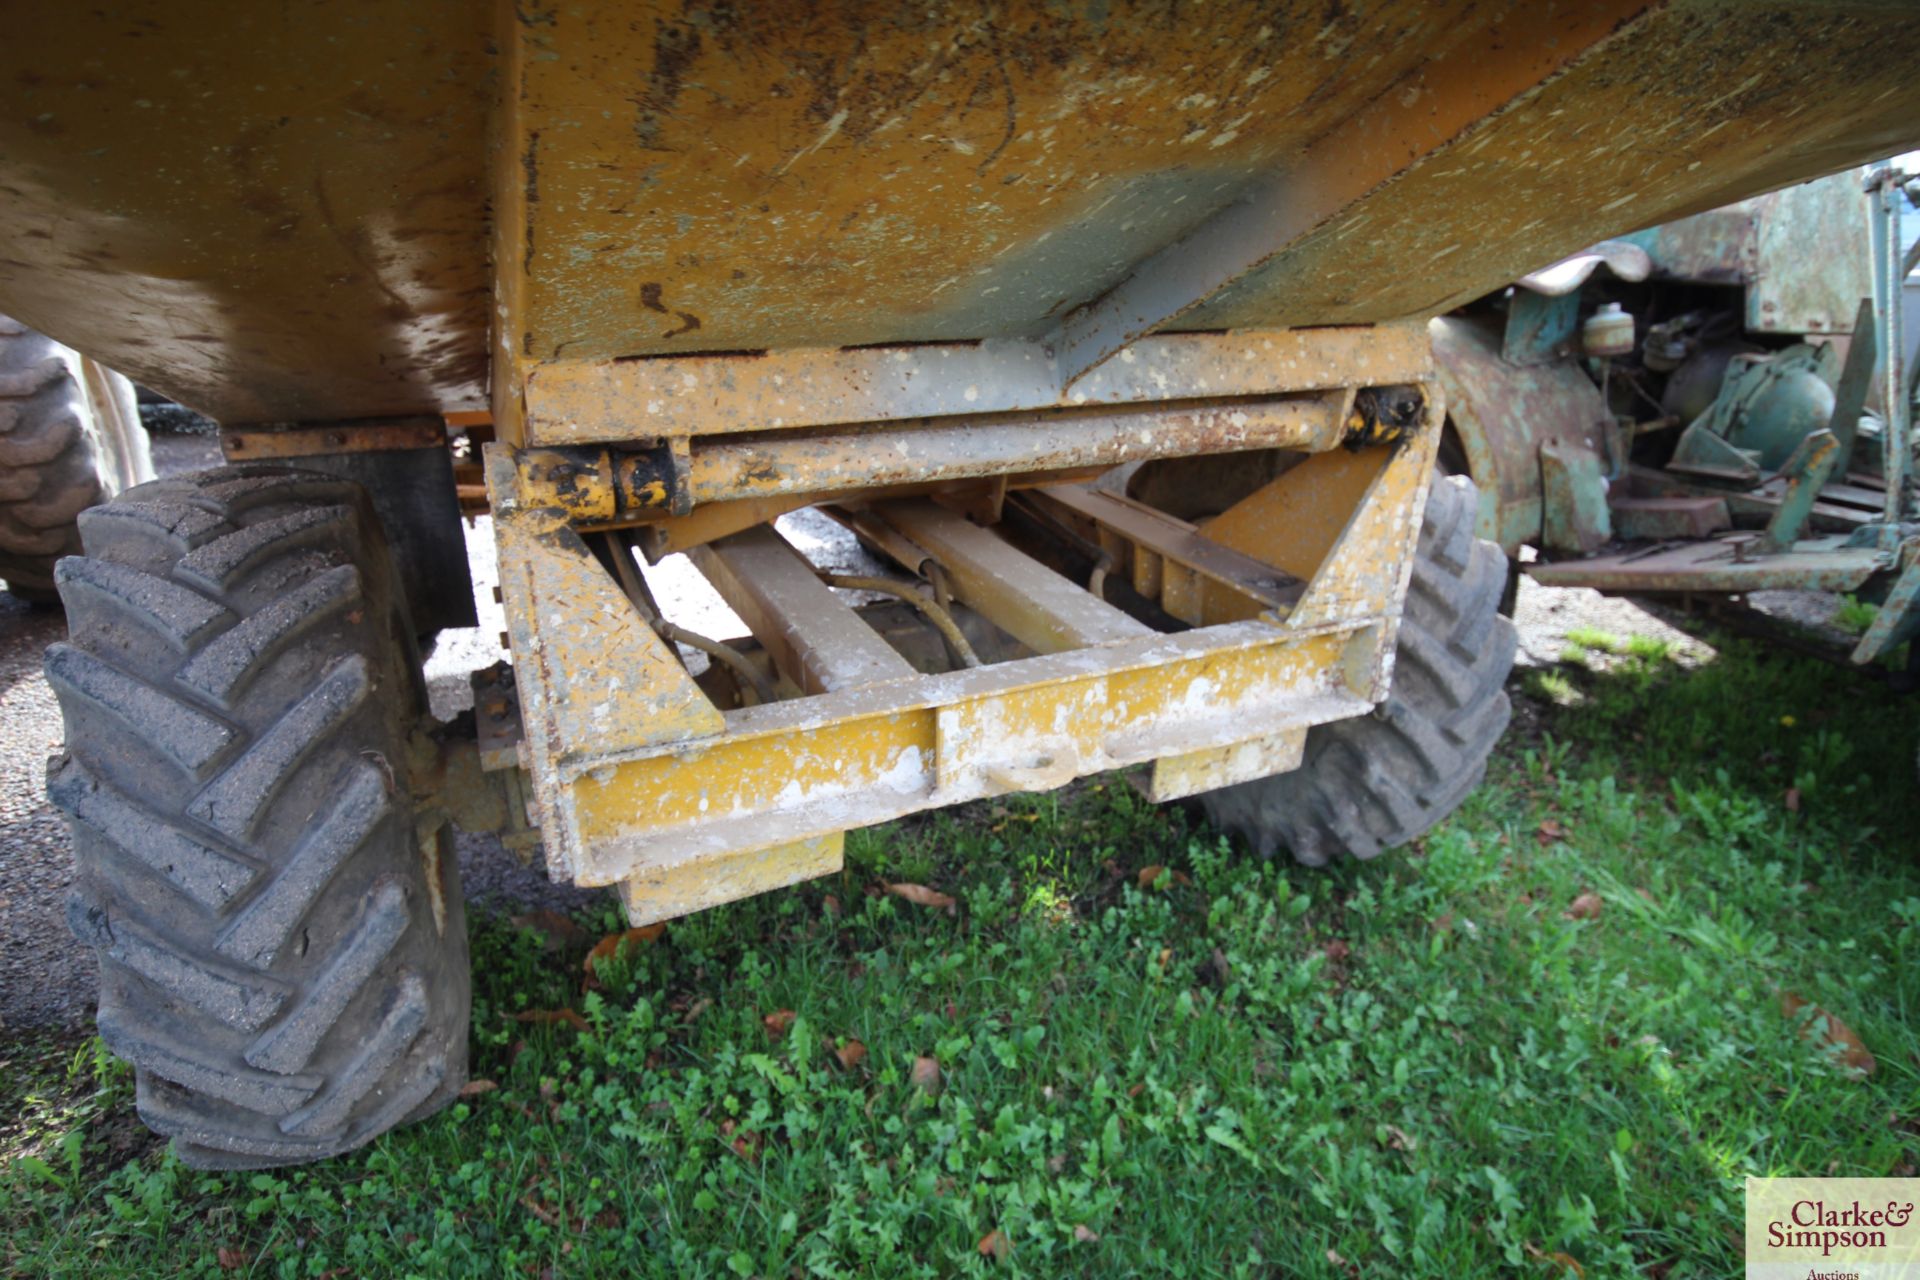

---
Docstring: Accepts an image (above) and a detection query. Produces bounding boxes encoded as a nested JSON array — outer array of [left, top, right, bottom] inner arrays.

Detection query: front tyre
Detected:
[[47, 464, 469, 1168], [1194, 475, 1516, 864]]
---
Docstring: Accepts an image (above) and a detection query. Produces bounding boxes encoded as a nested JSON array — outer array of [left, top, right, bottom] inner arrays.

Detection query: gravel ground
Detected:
[[0, 445, 1729, 1032]]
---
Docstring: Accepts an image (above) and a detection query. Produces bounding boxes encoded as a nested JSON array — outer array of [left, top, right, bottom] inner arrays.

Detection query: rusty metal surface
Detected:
[[1429, 316, 1612, 554], [1853, 541, 1920, 667], [219, 419, 448, 463], [1628, 171, 1873, 336], [521, 325, 1427, 444], [506, 394, 1347, 523], [486, 444, 725, 882], [1540, 441, 1612, 554], [490, 401, 1435, 892], [0, 1, 491, 423], [683, 395, 1346, 507], [4, 4, 1919, 426], [1047, 0, 1651, 380], [1526, 535, 1892, 594], [1185, 3, 1920, 335], [494, 3, 1529, 375]]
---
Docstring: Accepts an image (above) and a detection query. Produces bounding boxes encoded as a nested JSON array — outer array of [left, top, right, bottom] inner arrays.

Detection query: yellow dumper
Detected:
[[3, 1, 1916, 1166]]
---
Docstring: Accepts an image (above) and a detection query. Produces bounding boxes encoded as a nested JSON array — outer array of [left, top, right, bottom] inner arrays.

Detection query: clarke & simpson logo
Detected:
[[1747, 1179, 1920, 1279]]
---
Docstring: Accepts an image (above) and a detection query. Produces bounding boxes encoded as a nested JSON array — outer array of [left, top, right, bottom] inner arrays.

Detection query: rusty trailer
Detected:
[[7, 1, 1920, 1167]]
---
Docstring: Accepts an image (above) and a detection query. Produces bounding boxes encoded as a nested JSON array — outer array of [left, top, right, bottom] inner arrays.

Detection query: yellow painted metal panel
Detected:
[[1147, 730, 1307, 803], [621, 833, 844, 928], [562, 622, 1370, 885]]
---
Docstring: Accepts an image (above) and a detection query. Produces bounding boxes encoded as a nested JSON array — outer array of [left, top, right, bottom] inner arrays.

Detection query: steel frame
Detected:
[[486, 333, 1443, 923]]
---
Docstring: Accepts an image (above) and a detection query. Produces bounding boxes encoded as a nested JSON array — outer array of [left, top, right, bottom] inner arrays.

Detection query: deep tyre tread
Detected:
[[0, 315, 151, 601], [48, 464, 469, 1168], [1195, 475, 1516, 864]]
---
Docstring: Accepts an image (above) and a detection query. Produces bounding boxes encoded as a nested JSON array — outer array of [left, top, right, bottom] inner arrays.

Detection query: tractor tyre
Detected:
[[0, 313, 152, 603], [47, 464, 470, 1168], [1193, 475, 1516, 864]]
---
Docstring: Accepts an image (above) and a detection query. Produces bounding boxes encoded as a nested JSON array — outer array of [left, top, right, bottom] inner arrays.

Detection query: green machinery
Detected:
[[1433, 165, 1920, 674]]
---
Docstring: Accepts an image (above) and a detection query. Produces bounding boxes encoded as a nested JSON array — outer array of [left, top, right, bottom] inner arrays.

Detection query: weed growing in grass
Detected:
[[1565, 627, 1626, 655], [5, 632, 1918, 1278], [1836, 595, 1879, 636]]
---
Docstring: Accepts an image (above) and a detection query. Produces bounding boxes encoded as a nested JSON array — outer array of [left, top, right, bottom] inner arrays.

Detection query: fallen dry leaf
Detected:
[[1323, 939, 1352, 962], [459, 1078, 498, 1098], [1327, 1248, 1360, 1278], [887, 883, 956, 909], [911, 1055, 943, 1095], [1526, 1241, 1587, 1277], [216, 1247, 252, 1271], [519, 1193, 562, 1228], [511, 909, 594, 952], [762, 1009, 798, 1038], [1565, 892, 1604, 921], [1136, 864, 1193, 890], [583, 924, 666, 977], [1782, 992, 1876, 1076], [978, 1229, 1011, 1260], [1073, 1224, 1101, 1243], [508, 1008, 590, 1033], [1536, 818, 1567, 845], [834, 1039, 868, 1070], [1784, 787, 1802, 813], [1382, 1124, 1417, 1152]]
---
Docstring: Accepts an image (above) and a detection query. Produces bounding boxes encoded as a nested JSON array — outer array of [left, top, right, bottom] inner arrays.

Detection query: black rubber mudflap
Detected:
[[47, 464, 470, 1168], [1195, 475, 1517, 864]]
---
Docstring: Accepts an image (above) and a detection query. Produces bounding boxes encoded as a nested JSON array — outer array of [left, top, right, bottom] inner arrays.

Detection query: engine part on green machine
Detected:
[[1669, 343, 1840, 478]]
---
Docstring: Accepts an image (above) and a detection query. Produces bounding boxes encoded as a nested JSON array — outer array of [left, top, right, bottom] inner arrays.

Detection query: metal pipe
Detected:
[[813, 571, 982, 668], [598, 531, 777, 705]]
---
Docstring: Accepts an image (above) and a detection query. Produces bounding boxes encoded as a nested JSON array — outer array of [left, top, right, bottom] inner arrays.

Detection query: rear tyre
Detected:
[[47, 464, 469, 1168], [0, 314, 152, 602], [1193, 475, 1516, 864]]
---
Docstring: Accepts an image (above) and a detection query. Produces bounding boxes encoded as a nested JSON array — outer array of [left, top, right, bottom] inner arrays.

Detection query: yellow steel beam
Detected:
[[689, 526, 918, 695], [485, 443, 723, 881], [1032, 485, 1302, 626], [1145, 729, 1307, 803], [560, 620, 1374, 886], [521, 326, 1428, 445], [869, 500, 1153, 653], [622, 833, 845, 928]]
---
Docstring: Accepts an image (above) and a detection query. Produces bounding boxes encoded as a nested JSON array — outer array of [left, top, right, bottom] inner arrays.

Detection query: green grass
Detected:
[[1836, 595, 1879, 637], [6, 632, 1920, 1278]]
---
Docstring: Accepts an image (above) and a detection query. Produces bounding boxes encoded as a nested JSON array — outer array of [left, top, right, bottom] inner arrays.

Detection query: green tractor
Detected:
[[1432, 165, 1920, 677]]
